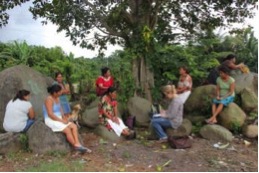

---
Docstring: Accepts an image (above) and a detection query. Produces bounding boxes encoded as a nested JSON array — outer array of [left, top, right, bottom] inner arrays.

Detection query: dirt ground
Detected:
[[0, 127, 258, 172]]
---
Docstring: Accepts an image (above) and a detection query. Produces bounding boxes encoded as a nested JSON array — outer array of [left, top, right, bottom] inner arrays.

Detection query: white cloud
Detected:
[[0, 1, 122, 58]]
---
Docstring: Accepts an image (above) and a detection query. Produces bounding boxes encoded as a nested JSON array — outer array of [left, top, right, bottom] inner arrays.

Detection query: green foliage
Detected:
[[192, 122, 203, 134], [19, 133, 30, 152], [0, 27, 257, 103], [230, 121, 242, 135]]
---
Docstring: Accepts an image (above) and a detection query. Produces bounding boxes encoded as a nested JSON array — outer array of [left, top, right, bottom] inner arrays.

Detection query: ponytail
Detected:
[[13, 90, 30, 102]]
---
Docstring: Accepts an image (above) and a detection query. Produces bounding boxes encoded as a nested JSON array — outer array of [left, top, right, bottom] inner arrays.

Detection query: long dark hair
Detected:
[[223, 54, 236, 62], [47, 84, 62, 95], [105, 87, 117, 95], [179, 66, 190, 74], [13, 90, 30, 102], [218, 65, 230, 75], [101, 67, 110, 76], [55, 72, 62, 79]]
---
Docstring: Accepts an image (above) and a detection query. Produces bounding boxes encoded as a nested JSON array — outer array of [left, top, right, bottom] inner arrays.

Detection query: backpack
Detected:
[[125, 115, 136, 130], [149, 103, 162, 118]]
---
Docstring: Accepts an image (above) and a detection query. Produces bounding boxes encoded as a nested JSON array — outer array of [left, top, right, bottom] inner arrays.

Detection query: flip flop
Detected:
[[74, 146, 92, 153], [205, 119, 216, 125]]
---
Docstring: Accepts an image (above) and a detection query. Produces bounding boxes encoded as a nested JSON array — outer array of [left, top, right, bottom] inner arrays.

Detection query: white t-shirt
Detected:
[[3, 99, 32, 132]]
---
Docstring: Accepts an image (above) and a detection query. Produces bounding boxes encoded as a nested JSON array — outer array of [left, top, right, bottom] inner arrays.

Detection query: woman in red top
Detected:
[[96, 67, 114, 96]]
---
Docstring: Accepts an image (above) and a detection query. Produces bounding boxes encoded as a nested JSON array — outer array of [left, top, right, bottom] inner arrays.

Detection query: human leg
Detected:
[[68, 123, 81, 147], [63, 127, 76, 146], [63, 123, 91, 153], [207, 103, 224, 124], [22, 119, 35, 132], [151, 117, 171, 140], [212, 103, 216, 115]]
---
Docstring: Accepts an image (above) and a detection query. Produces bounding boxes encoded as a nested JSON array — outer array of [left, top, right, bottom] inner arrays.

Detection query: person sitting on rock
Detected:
[[150, 84, 184, 143], [43, 84, 91, 153], [98, 87, 135, 139], [3, 89, 35, 133], [206, 65, 235, 124]]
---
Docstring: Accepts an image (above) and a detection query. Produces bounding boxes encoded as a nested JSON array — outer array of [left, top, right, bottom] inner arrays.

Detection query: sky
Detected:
[[0, 2, 258, 58], [0, 1, 122, 58]]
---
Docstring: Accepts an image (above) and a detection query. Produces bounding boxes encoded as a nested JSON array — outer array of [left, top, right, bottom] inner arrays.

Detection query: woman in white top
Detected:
[[3, 90, 35, 132], [177, 66, 192, 104]]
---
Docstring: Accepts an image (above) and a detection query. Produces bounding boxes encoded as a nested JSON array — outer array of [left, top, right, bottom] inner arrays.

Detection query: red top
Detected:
[[95, 76, 114, 96]]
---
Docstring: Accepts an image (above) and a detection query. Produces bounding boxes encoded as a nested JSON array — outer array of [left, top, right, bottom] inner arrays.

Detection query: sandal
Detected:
[[205, 119, 217, 125], [74, 146, 92, 153]]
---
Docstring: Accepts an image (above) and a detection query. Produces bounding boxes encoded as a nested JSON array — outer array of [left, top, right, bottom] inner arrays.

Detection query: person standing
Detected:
[[95, 67, 114, 96], [176, 66, 192, 104], [3, 89, 35, 132], [53, 72, 71, 116]]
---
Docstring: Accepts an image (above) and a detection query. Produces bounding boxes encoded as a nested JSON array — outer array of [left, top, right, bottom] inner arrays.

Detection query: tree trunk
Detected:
[[132, 56, 154, 102]]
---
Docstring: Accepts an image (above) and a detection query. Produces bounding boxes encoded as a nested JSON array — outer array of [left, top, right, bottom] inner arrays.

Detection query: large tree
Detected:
[[1, 0, 257, 100]]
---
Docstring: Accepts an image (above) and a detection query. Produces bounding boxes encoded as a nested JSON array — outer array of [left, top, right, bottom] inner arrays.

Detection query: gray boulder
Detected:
[[231, 71, 258, 96], [0, 65, 53, 132], [81, 107, 99, 128], [0, 132, 22, 154], [185, 85, 216, 113], [240, 88, 258, 113], [27, 120, 71, 154], [93, 125, 124, 142], [127, 96, 151, 127], [218, 103, 246, 131], [166, 119, 192, 137], [200, 124, 234, 142], [242, 124, 258, 138]]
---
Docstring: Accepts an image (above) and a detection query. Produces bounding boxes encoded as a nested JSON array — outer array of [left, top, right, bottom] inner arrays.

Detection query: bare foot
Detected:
[[205, 118, 217, 124]]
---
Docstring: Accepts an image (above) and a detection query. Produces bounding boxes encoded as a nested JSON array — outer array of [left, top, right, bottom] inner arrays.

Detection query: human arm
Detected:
[[163, 99, 183, 120], [228, 61, 244, 70], [112, 104, 120, 124], [28, 107, 35, 119], [222, 81, 235, 99], [215, 84, 221, 100], [177, 75, 192, 93], [99, 97, 117, 120], [62, 84, 70, 95], [45, 97, 68, 124]]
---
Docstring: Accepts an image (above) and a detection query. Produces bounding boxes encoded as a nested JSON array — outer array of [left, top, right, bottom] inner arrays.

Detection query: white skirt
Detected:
[[107, 118, 128, 136], [178, 91, 191, 104], [45, 117, 71, 132]]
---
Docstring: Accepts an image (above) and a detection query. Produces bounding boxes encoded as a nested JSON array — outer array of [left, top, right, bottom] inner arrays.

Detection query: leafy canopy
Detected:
[[25, 0, 257, 51]]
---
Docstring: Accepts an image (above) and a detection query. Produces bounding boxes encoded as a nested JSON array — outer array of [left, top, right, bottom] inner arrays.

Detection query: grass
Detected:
[[21, 159, 85, 172]]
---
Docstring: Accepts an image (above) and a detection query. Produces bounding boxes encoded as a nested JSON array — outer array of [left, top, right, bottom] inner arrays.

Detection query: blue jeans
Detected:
[[22, 119, 35, 132], [151, 117, 172, 139]]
